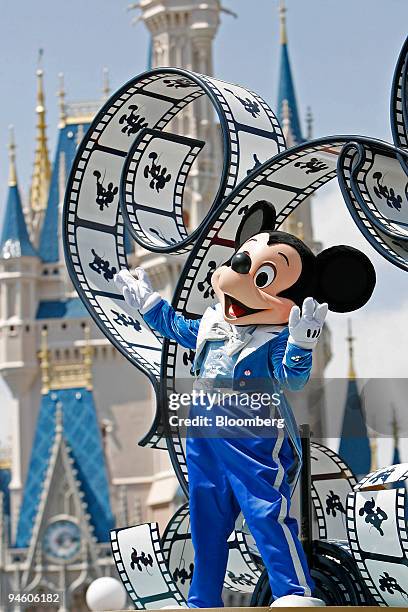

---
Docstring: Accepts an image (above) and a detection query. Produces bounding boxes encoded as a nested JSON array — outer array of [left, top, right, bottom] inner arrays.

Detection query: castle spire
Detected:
[[277, 1, 303, 144], [0, 130, 37, 259], [346, 319, 356, 380], [30, 61, 51, 213]]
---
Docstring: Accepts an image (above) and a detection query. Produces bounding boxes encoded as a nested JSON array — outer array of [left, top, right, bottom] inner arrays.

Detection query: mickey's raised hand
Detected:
[[114, 268, 161, 314], [288, 297, 328, 350]]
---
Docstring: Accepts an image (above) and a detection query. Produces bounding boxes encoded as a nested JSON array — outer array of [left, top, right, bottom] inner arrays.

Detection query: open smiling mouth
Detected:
[[224, 295, 265, 319]]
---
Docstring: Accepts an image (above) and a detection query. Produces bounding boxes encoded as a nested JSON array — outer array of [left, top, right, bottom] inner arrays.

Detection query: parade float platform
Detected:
[[112, 606, 400, 612]]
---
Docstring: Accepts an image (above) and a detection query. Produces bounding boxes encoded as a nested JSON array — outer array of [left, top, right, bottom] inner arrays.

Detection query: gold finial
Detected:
[[8, 125, 17, 187], [306, 106, 313, 141], [57, 72, 67, 128], [30, 57, 51, 213], [279, 0, 287, 45], [102, 67, 110, 100], [39, 327, 51, 394], [82, 325, 94, 391], [346, 319, 356, 380]]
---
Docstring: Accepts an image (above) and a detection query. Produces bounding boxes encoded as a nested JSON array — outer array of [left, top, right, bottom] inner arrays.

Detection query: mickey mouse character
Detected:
[[115, 201, 376, 608]]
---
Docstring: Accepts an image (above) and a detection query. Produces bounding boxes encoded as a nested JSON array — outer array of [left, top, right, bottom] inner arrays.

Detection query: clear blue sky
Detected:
[[1, 0, 407, 208], [0, 1, 407, 456]]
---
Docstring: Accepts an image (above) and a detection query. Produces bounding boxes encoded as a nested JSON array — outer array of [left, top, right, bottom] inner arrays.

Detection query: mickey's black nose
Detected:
[[231, 252, 252, 274]]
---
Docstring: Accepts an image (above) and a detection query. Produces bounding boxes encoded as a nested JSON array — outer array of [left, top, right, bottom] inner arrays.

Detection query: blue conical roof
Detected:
[[0, 183, 37, 259], [338, 378, 371, 478], [278, 42, 303, 144]]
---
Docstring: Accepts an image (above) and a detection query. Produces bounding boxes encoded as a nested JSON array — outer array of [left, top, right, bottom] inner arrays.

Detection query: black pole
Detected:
[[299, 423, 313, 567]]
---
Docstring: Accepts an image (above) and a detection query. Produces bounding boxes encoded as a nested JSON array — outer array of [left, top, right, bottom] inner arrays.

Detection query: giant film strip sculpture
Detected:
[[64, 38, 408, 608]]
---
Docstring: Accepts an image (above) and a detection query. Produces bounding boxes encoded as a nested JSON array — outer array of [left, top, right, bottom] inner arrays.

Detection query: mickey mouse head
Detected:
[[211, 200, 376, 326]]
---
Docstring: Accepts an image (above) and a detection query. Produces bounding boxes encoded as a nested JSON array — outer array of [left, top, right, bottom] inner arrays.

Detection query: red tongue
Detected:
[[229, 302, 247, 318]]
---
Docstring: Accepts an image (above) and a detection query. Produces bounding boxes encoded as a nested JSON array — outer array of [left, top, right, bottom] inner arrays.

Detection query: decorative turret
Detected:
[[30, 65, 51, 239], [0, 129, 41, 537], [277, 0, 304, 145], [0, 127, 37, 260]]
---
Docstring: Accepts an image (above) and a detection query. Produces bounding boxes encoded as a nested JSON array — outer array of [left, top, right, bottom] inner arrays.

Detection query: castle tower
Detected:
[[30, 68, 52, 240], [0, 128, 41, 537], [132, 0, 224, 228], [132, 0, 220, 74]]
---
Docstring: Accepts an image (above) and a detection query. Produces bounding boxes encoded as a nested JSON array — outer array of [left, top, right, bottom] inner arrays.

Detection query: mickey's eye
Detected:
[[254, 264, 276, 288]]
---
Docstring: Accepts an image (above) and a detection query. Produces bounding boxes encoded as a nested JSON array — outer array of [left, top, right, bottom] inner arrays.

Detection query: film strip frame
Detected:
[[347, 141, 408, 240], [355, 463, 408, 491], [338, 142, 408, 272], [346, 487, 408, 606], [121, 129, 205, 253], [111, 522, 187, 609], [310, 441, 357, 541]]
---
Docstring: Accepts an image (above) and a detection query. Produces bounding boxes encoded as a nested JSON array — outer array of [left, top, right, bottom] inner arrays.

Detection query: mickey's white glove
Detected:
[[114, 268, 162, 314], [288, 297, 328, 350]]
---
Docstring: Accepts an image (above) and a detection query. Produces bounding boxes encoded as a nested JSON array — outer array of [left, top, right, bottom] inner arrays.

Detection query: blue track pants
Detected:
[[186, 428, 314, 608]]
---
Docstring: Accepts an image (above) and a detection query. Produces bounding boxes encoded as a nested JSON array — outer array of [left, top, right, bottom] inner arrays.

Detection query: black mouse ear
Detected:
[[235, 200, 276, 248], [314, 246, 376, 312]]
